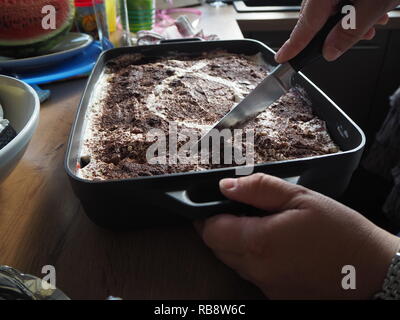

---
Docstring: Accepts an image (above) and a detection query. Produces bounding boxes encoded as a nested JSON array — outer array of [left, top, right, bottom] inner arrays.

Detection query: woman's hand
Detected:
[[195, 173, 400, 299], [275, 0, 400, 63]]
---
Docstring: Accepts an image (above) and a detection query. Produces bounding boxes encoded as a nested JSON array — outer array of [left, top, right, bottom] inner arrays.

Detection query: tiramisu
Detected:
[[78, 52, 339, 180]]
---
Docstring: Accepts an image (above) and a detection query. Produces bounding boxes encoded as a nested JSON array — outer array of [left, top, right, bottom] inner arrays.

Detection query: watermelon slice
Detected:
[[0, 0, 75, 58]]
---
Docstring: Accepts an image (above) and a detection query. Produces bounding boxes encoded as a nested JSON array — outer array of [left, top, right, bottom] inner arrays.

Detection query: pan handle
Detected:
[[289, 0, 352, 71], [165, 190, 266, 220]]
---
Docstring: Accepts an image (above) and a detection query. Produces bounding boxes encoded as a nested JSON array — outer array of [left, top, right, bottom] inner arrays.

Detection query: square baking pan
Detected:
[[65, 39, 365, 229]]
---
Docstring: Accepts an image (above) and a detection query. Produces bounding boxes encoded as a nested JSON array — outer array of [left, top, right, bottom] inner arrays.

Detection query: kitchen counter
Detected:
[[199, 3, 400, 34], [1, 3, 399, 300], [235, 8, 400, 32]]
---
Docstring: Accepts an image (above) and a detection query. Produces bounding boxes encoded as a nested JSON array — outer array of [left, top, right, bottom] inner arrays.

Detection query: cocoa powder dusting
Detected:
[[80, 51, 339, 180]]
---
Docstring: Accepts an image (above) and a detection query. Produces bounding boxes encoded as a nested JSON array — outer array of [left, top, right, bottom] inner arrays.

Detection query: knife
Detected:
[[195, 1, 351, 150]]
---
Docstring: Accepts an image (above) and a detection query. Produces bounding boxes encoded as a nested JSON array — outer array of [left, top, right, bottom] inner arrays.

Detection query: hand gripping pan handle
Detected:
[[165, 190, 266, 220], [164, 1, 353, 221]]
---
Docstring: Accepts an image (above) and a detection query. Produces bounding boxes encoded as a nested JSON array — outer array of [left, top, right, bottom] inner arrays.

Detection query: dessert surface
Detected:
[[78, 52, 339, 180]]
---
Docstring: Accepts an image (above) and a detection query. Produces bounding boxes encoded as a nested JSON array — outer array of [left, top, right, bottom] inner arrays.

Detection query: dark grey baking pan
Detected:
[[65, 39, 365, 229]]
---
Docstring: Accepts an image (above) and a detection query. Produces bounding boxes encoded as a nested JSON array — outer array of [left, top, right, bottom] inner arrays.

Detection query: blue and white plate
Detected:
[[0, 33, 93, 71], [13, 41, 102, 85]]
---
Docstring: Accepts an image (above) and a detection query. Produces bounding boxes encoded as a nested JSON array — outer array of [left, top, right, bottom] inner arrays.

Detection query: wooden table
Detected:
[[0, 5, 265, 300]]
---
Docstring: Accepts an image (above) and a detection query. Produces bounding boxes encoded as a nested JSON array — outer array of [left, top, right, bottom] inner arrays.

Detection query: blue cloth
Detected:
[[31, 85, 50, 103]]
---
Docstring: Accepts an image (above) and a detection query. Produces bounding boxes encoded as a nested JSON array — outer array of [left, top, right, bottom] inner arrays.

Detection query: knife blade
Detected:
[[194, 0, 351, 151], [195, 62, 294, 148]]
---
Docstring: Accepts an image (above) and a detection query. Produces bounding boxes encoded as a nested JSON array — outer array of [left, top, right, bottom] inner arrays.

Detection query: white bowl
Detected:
[[0, 75, 40, 183]]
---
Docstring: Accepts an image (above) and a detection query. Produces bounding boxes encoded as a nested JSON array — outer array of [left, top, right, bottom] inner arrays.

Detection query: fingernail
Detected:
[[220, 178, 237, 191], [323, 46, 342, 61]]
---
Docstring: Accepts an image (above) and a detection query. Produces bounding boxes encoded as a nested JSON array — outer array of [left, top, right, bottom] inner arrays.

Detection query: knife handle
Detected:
[[289, 0, 353, 72]]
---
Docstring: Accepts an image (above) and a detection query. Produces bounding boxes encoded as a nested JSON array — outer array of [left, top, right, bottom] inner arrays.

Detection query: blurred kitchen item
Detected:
[[136, 30, 165, 45], [0, 266, 69, 300], [74, 0, 98, 37], [175, 15, 197, 37], [6, 41, 102, 86], [93, 0, 114, 50], [0, 33, 93, 71], [106, 0, 117, 33], [156, 0, 201, 9], [49, 32, 94, 53], [118, 0, 133, 46], [0, 75, 40, 183], [233, 0, 301, 12], [126, 0, 156, 33], [207, 0, 227, 7], [137, 8, 217, 45], [155, 7, 202, 31], [1, 74, 50, 103], [31, 85, 51, 103]]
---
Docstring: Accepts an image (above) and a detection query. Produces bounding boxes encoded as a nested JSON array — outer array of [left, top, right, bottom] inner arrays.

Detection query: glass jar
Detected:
[[125, 0, 155, 33], [74, 0, 98, 38]]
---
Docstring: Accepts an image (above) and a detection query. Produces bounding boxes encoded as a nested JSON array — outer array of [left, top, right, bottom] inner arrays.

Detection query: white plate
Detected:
[[0, 33, 93, 71]]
